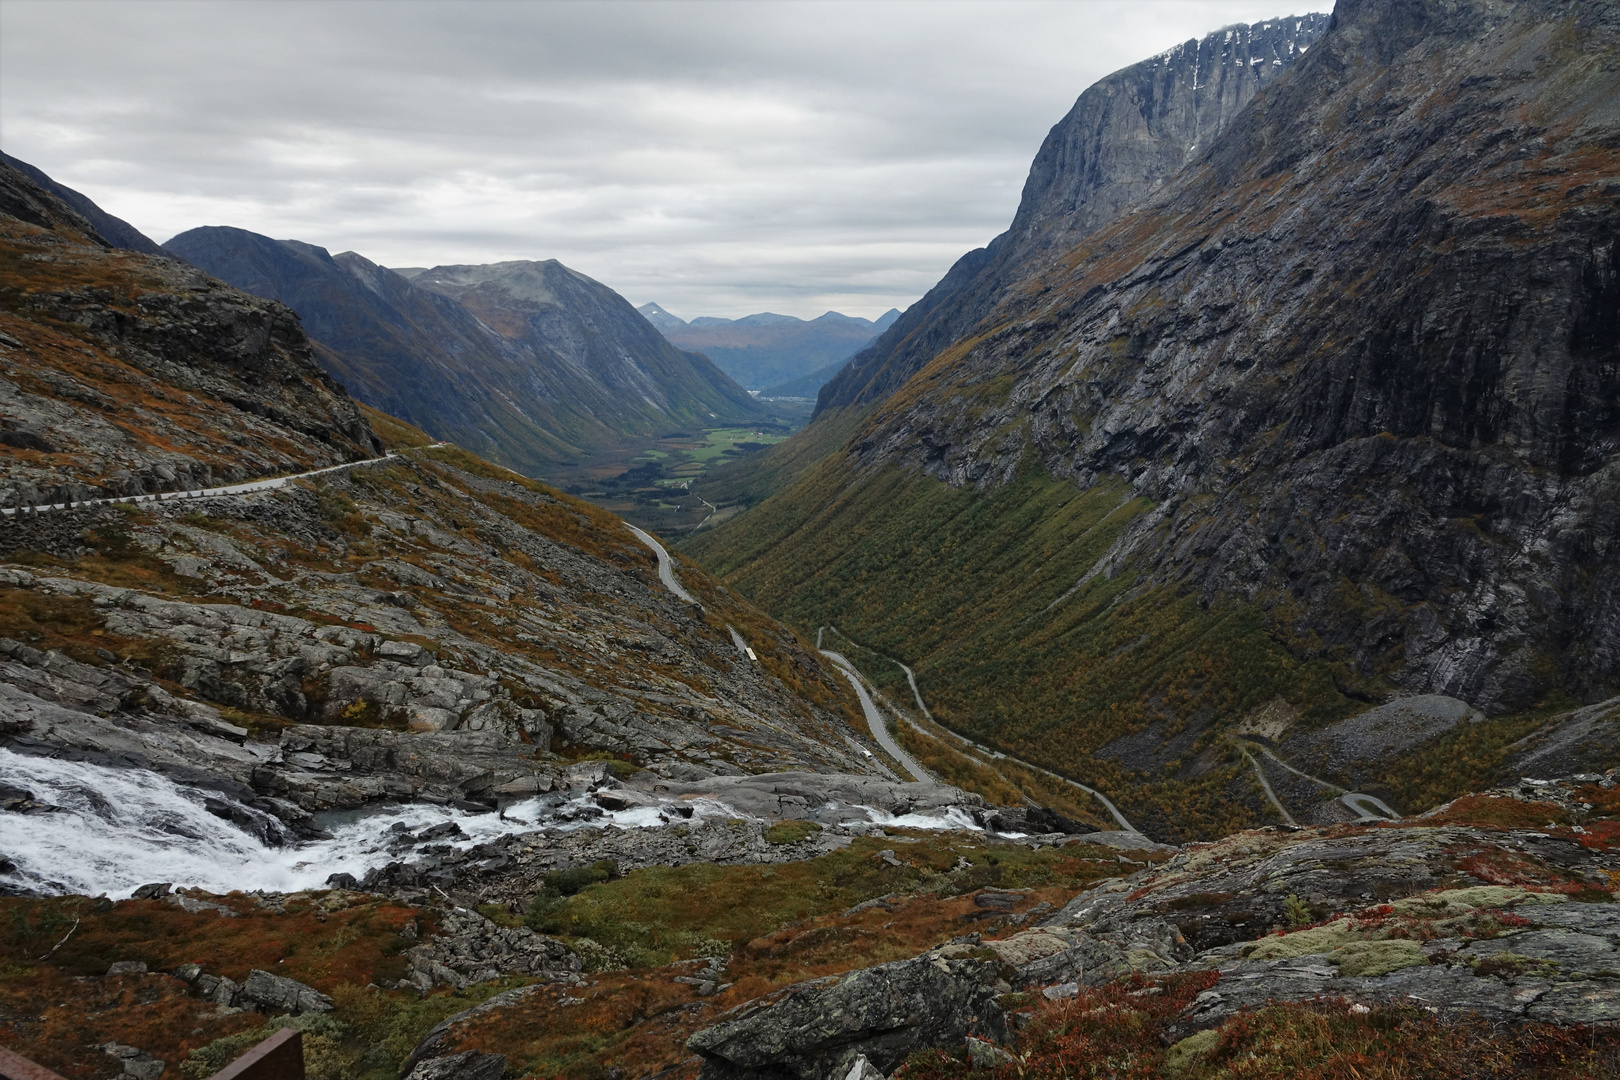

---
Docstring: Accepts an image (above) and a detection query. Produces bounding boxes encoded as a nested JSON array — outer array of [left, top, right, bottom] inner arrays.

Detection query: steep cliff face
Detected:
[[690, 0, 1620, 835], [0, 151, 165, 255], [0, 164, 379, 509], [815, 13, 1330, 417], [164, 231, 767, 475], [859, 0, 1620, 711]]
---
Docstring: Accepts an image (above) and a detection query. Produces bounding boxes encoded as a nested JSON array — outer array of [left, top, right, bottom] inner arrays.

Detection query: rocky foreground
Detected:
[[6, 772, 1617, 1080]]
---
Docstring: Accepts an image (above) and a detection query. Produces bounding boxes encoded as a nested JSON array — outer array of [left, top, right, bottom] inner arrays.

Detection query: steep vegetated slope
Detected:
[[639, 304, 901, 393], [165, 228, 768, 476], [0, 164, 380, 512], [690, 0, 1620, 841]]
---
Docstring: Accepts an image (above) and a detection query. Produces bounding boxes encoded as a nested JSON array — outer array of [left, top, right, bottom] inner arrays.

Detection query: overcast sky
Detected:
[[2, 0, 1317, 320]]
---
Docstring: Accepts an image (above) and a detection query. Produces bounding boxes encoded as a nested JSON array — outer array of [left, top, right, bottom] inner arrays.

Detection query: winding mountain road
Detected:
[[625, 524, 698, 605], [1237, 744, 1300, 827], [820, 626, 1141, 833], [1, 448, 436, 517], [818, 648, 929, 783], [1235, 737, 1400, 823]]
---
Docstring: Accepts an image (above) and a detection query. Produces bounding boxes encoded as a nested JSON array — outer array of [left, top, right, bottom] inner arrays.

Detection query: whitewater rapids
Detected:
[[0, 749, 996, 899]]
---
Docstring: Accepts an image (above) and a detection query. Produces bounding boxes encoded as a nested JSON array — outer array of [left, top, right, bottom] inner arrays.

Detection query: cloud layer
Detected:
[[2, 0, 1313, 318]]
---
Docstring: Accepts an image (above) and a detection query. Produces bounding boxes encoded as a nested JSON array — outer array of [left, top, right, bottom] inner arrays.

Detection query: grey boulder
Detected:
[[688, 950, 1006, 1080], [404, 1051, 506, 1080], [238, 969, 334, 1014]]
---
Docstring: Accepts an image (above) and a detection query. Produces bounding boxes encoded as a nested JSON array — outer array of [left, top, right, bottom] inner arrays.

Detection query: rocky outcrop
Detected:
[[177, 965, 333, 1015], [398, 907, 580, 991], [404, 1051, 506, 1080], [688, 950, 1008, 1080], [0, 151, 164, 254], [816, 13, 1329, 417], [164, 228, 768, 475], [0, 162, 380, 511], [689, 780, 1620, 1075]]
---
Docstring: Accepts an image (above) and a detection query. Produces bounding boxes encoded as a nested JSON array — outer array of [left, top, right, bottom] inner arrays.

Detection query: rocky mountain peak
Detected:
[[814, 11, 1329, 418], [1009, 13, 1331, 244], [165, 227, 768, 475], [411, 259, 583, 317]]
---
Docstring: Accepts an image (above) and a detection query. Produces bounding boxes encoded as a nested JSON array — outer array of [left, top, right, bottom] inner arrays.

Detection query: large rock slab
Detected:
[[688, 950, 1007, 1080]]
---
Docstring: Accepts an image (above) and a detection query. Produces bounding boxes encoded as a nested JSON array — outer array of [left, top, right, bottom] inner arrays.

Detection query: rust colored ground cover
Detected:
[[0, 893, 423, 1078], [898, 985, 1620, 1080], [437, 885, 1076, 1080]]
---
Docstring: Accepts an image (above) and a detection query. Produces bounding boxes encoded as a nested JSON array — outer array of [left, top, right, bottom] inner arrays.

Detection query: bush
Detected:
[[764, 820, 823, 846], [544, 860, 621, 898]]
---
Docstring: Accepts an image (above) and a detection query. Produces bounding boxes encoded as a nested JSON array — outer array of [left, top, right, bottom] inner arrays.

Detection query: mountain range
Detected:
[[6, 2, 1620, 1076], [639, 302, 900, 394], [687, 0, 1620, 840], [164, 228, 767, 477]]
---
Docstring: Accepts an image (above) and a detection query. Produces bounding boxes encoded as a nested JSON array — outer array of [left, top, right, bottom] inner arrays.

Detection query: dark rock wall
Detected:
[[0, 151, 163, 254], [815, 13, 1330, 417], [852, 0, 1620, 710], [0, 164, 380, 505]]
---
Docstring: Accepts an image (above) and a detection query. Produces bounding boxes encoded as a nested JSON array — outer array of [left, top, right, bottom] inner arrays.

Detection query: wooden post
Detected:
[[0, 1046, 70, 1080], [206, 1028, 304, 1080]]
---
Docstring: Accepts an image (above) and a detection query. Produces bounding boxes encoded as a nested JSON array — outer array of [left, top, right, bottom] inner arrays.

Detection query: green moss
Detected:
[[1165, 1028, 1221, 1075], [1389, 886, 1568, 916], [763, 820, 823, 845], [1330, 939, 1427, 977], [521, 833, 1116, 968], [1247, 919, 1362, 961]]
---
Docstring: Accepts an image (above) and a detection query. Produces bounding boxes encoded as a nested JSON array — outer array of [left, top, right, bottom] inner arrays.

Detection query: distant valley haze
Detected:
[[0, 0, 1317, 321]]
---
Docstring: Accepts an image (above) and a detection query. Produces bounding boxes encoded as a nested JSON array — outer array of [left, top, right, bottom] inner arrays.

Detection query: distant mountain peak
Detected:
[[163, 228, 764, 473], [638, 302, 688, 330], [647, 307, 895, 393]]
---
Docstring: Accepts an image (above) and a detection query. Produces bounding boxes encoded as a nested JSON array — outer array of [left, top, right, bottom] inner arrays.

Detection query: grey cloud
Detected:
[[1, 0, 1315, 319]]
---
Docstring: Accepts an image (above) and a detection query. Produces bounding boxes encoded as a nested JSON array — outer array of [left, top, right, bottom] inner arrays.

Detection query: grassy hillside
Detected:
[[686, 457, 1380, 842]]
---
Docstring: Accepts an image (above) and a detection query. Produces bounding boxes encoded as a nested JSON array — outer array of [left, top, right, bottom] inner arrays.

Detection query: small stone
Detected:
[[844, 1054, 886, 1080], [131, 883, 172, 900], [377, 639, 428, 663], [965, 1037, 1016, 1069], [106, 960, 148, 975]]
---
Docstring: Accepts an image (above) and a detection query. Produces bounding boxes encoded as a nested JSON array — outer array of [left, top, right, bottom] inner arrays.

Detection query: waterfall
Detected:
[[0, 749, 709, 898], [0, 749, 998, 899]]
